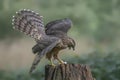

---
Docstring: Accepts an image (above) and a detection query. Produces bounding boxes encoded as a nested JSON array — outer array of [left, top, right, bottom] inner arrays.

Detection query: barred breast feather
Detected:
[[12, 9, 45, 40]]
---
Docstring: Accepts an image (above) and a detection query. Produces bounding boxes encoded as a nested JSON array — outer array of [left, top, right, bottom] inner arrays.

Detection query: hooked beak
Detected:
[[68, 39, 76, 51], [68, 45, 75, 50]]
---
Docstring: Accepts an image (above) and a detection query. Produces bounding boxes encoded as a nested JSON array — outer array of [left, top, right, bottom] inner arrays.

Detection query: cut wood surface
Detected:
[[45, 64, 95, 80]]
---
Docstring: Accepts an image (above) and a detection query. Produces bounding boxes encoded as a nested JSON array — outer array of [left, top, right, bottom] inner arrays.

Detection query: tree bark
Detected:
[[45, 64, 95, 80]]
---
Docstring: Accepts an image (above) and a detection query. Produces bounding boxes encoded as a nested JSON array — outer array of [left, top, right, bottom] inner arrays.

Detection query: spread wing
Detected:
[[29, 39, 60, 73], [45, 18, 72, 36], [12, 9, 45, 40]]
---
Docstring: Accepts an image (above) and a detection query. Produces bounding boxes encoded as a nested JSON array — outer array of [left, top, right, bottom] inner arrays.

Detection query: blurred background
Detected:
[[0, 0, 120, 80]]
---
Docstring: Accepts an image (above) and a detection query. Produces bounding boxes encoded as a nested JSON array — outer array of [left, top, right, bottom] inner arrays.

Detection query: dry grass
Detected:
[[0, 37, 94, 71], [0, 38, 35, 71]]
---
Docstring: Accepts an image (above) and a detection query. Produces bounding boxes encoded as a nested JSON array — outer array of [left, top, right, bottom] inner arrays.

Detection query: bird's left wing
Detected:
[[45, 18, 72, 35], [29, 39, 60, 73]]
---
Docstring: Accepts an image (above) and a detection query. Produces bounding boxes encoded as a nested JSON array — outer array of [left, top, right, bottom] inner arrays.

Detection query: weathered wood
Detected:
[[45, 64, 95, 80]]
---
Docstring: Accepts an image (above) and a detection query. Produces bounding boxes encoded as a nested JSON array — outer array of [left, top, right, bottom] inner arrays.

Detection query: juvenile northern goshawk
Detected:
[[12, 9, 75, 73]]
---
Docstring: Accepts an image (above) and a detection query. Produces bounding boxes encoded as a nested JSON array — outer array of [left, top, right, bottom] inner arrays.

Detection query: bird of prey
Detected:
[[12, 9, 75, 73]]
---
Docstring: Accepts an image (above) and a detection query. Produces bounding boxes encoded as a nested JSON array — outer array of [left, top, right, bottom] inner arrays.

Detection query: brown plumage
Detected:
[[12, 9, 75, 73]]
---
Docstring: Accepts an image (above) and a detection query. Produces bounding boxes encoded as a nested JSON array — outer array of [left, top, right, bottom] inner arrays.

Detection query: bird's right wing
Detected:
[[29, 39, 60, 73], [12, 9, 45, 40]]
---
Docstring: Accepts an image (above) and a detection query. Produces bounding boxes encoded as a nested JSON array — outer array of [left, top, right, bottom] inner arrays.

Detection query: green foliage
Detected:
[[0, 51, 120, 80], [0, 10, 21, 39], [68, 51, 120, 80]]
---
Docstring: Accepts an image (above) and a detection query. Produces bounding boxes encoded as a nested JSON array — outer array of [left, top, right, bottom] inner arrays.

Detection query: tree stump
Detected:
[[45, 64, 95, 80]]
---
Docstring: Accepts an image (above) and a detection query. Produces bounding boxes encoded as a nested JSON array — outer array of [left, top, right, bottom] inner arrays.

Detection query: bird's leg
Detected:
[[53, 54, 67, 64], [46, 53, 56, 66], [50, 58, 56, 66], [57, 57, 64, 64]]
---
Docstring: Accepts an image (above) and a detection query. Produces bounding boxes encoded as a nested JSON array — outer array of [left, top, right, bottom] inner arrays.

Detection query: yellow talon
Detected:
[[57, 58, 66, 64]]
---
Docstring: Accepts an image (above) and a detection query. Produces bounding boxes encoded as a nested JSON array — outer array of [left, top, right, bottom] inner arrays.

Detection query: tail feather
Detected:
[[29, 54, 43, 73]]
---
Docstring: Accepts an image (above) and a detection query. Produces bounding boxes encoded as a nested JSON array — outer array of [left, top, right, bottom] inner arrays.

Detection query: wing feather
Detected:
[[12, 9, 45, 40], [45, 18, 72, 35]]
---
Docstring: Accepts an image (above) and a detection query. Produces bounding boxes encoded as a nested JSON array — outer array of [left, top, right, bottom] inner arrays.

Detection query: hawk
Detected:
[[12, 9, 75, 73]]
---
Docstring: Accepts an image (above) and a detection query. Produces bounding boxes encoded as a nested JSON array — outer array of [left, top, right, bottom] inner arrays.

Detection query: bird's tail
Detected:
[[29, 54, 43, 74]]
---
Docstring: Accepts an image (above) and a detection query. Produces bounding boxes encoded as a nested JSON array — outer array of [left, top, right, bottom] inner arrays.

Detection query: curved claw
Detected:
[[56, 57, 67, 64]]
